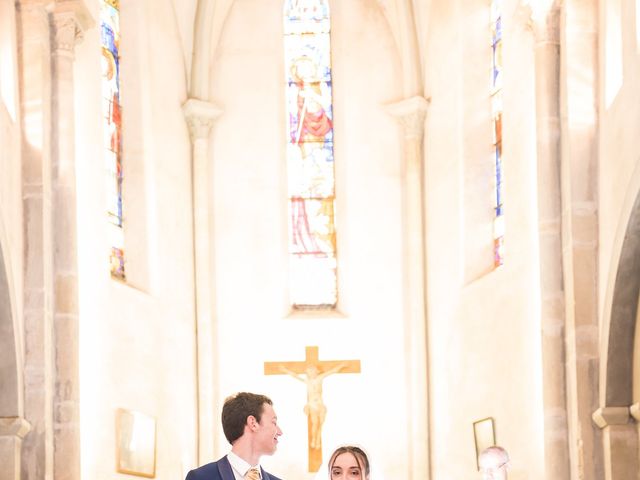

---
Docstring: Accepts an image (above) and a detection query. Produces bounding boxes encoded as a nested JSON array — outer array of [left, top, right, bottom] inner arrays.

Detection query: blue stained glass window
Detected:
[[491, 0, 504, 267], [284, 0, 337, 308], [101, 0, 125, 280]]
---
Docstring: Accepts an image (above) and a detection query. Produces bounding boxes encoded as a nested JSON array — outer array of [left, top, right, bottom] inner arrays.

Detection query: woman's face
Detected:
[[330, 452, 365, 480]]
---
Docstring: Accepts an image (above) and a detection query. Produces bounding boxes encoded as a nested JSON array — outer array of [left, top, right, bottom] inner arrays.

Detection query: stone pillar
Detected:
[[50, 3, 92, 480], [632, 403, 640, 476], [0, 417, 31, 480], [593, 407, 639, 480], [559, 0, 601, 479], [16, 2, 55, 480], [532, 4, 571, 479], [386, 95, 430, 480], [183, 98, 223, 463]]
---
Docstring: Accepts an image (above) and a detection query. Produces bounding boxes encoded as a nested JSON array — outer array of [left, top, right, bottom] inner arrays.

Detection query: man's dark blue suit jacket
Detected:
[[185, 455, 283, 480]]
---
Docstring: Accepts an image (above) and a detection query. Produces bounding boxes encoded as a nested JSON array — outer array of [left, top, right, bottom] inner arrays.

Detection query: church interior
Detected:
[[1, 0, 639, 479]]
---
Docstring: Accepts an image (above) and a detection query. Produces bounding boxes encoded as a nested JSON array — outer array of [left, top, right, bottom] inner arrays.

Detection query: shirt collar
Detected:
[[228, 451, 261, 479]]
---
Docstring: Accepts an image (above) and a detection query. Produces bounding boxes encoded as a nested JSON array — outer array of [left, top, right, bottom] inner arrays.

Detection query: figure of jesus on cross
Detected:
[[279, 361, 344, 450], [264, 346, 361, 472]]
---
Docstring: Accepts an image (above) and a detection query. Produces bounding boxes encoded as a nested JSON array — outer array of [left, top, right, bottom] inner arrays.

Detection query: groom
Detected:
[[186, 392, 284, 480]]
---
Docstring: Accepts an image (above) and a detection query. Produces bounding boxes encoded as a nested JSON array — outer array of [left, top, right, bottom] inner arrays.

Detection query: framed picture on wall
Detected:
[[473, 417, 496, 470], [116, 408, 157, 478]]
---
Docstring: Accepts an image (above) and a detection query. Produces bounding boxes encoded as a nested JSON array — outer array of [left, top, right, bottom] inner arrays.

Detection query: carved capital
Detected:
[[514, 0, 534, 33], [630, 403, 640, 421], [386, 95, 429, 140], [0, 417, 32, 438], [51, 0, 94, 57], [592, 406, 631, 429], [183, 98, 223, 142], [51, 15, 79, 56]]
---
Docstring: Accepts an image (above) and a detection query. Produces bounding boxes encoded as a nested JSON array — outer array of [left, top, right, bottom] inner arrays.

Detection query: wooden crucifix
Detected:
[[264, 346, 361, 472]]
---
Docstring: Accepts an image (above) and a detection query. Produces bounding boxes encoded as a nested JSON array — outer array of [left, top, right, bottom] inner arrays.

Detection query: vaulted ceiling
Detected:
[[181, 0, 432, 100]]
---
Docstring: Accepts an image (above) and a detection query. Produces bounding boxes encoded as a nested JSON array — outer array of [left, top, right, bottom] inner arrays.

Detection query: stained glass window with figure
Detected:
[[101, 0, 125, 280], [491, 0, 504, 267], [284, 0, 337, 308]]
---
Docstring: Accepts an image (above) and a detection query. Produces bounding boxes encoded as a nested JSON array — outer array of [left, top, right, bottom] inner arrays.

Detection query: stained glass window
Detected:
[[101, 0, 125, 280], [491, 0, 504, 267], [284, 0, 337, 308]]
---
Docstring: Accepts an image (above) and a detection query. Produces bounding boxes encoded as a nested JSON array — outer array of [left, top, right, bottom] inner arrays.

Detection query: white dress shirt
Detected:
[[227, 451, 262, 480]]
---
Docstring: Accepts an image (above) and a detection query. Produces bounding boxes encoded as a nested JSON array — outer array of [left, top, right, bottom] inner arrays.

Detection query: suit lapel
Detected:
[[217, 456, 236, 480]]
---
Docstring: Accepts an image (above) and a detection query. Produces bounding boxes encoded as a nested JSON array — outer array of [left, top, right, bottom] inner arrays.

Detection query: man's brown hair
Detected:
[[221, 392, 273, 444]]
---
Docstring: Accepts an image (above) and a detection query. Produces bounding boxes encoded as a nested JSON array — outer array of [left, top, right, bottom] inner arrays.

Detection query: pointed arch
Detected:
[[189, 0, 234, 99], [375, 0, 423, 96], [597, 167, 640, 480], [188, 0, 422, 100], [602, 187, 640, 406]]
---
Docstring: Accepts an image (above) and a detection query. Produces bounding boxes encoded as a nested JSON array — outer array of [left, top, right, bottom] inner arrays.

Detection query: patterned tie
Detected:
[[245, 467, 260, 480]]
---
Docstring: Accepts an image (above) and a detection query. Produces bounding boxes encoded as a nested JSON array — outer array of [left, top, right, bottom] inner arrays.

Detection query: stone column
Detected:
[[386, 95, 430, 480], [183, 98, 223, 464], [559, 0, 601, 478], [16, 2, 55, 480], [50, 3, 92, 480], [532, 4, 571, 479], [592, 407, 639, 480], [0, 417, 31, 480], [632, 403, 640, 474]]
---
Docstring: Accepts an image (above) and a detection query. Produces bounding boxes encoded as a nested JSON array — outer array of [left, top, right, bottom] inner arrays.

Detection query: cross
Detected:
[[264, 346, 361, 472]]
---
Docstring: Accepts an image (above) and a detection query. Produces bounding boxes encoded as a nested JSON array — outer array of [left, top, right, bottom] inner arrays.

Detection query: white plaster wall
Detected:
[[598, 0, 640, 328], [75, 1, 198, 479], [424, 1, 545, 479], [209, 0, 405, 478], [0, 0, 24, 417]]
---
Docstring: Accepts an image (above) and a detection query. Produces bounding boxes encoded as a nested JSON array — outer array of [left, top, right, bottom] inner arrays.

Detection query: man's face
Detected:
[[479, 452, 508, 480], [254, 403, 283, 456]]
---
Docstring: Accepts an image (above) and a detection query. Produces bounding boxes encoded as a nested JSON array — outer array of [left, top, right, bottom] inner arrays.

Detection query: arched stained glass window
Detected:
[[284, 0, 337, 309], [101, 0, 125, 280], [491, 0, 504, 267]]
